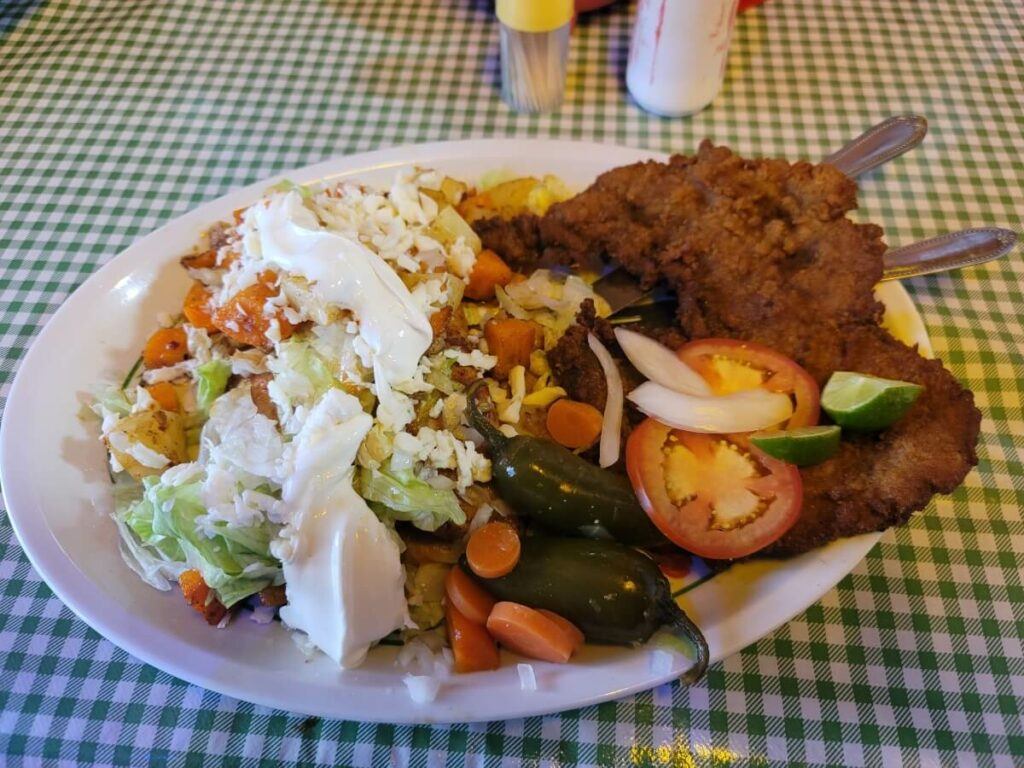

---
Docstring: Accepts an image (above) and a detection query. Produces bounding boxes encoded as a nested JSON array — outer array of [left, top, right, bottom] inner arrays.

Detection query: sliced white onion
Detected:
[[613, 328, 712, 396], [588, 333, 623, 468], [627, 381, 792, 434]]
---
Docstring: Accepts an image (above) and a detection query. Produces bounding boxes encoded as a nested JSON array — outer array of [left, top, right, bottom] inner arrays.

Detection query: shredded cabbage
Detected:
[[359, 467, 465, 531]]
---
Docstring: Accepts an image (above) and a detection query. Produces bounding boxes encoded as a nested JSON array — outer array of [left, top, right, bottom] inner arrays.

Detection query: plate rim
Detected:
[[0, 138, 930, 723]]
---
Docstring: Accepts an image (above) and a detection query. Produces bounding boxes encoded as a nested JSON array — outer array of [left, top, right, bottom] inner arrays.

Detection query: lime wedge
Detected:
[[821, 371, 923, 431], [750, 425, 841, 466]]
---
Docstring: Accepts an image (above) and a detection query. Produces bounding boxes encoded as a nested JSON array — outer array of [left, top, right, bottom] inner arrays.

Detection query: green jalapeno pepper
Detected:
[[463, 536, 708, 683], [466, 381, 667, 547]]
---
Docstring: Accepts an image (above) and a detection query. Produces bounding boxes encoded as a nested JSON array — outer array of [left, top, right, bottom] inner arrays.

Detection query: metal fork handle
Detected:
[[881, 227, 1018, 282], [825, 115, 928, 178]]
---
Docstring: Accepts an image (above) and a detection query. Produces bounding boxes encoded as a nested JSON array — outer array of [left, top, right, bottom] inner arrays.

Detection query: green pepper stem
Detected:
[[660, 595, 709, 684], [465, 380, 510, 449]]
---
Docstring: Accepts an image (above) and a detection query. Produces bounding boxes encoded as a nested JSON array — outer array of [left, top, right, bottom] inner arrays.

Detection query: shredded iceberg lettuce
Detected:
[[266, 336, 343, 432], [195, 359, 231, 411], [358, 467, 465, 532], [121, 475, 282, 606]]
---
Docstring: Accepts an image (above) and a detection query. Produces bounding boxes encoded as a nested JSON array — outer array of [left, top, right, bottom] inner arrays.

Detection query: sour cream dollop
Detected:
[[254, 191, 432, 385], [278, 389, 407, 667]]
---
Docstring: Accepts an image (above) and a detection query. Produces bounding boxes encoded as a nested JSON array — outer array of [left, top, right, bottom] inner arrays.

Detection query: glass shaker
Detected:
[[497, 0, 573, 113]]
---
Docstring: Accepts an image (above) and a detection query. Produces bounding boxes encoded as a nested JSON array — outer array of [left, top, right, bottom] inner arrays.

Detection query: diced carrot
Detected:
[[466, 521, 521, 579], [146, 381, 179, 412], [446, 602, 500, 674], [212, 272, 294, 347], [484, 318, 537, 379], [182, 282, 217, 331], [536, 609, 585, 652], [486, 602, 576, 664], [545, 398, 604, 450], [180, 249, 218, 270], [429, 306, 452, 339], [248, 373, 277, 420], [178, 569, 227, 625], [465, 249, 513, 301], [143, 327, 188, 369], [445, 565, 496, 626]]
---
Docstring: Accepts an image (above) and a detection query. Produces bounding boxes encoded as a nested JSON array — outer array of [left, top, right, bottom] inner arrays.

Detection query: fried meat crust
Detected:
[[478, 142, 981, 557]]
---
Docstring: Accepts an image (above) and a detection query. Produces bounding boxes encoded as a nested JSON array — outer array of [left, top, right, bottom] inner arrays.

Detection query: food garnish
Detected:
[[544, 398, 603, 450], [750, 425, 842, 466], [486, 602, 578, 664], [466, 380, 667, 547], [627, 381, 793, 434], [675, 339, 821, 429], [821, 371, 923, 430], [467, 537, 709, 682], [614, 328, 711, 396], [587, 332, 624, 467], [445, 566, 496, 625], [446, 601, 500, 674], [466, 521, 521, 579], [626, 421, 802, 560]]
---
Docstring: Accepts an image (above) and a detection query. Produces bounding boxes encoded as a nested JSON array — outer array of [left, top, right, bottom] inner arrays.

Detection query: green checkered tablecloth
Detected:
[[1, 0, 1022, 764]]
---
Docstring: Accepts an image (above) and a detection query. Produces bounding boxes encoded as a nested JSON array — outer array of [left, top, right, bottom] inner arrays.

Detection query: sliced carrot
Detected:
[[465, 249, 513, 301], [545, 398, 604, 450], [466, 521, 521, 579], [536, 609, 585, 652], [143, 327, 188, 369], [484, 318, 537, 379], [178, 569, 227, 625], [445, 565, 496, 626], [145, 381, 179, 412], [182, 282, 217, 331], [212, 272, 294, 347], [446, 601, 500, 674], [486, 602, 576, 663]]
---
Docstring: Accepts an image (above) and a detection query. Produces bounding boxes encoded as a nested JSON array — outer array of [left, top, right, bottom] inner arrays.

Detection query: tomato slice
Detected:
[[676, 338, 820, 429], [626, 418, 802, 560]]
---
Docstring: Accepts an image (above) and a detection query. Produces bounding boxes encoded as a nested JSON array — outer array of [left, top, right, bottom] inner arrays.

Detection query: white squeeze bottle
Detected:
[[626, 0, 740, 117]]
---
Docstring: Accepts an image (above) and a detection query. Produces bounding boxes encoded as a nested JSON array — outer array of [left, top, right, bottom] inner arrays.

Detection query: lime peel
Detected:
[[821, 371, 923, 431], [750, 425, 841, 466]]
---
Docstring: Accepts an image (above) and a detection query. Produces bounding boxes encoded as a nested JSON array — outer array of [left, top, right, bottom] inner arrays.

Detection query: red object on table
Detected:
[[739, 0, 768, 10]]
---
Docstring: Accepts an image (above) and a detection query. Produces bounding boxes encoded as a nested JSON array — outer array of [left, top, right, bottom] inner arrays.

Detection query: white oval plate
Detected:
[[0, 140, 931, 724]]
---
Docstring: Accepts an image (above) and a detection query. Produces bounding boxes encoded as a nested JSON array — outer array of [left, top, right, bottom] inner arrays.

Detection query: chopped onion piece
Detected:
[[614, 328, 711, 396], [627, 381, 793, 434], [249, 605, 276, 625], [587, 333, 623, 468], [517, 663, 538, 692], [403, 674, 442, 704]]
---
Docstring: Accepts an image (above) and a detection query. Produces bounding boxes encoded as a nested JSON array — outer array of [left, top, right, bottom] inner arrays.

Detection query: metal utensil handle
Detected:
[[825, 115, 928, 178], [881, 227, 1018, 282]]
